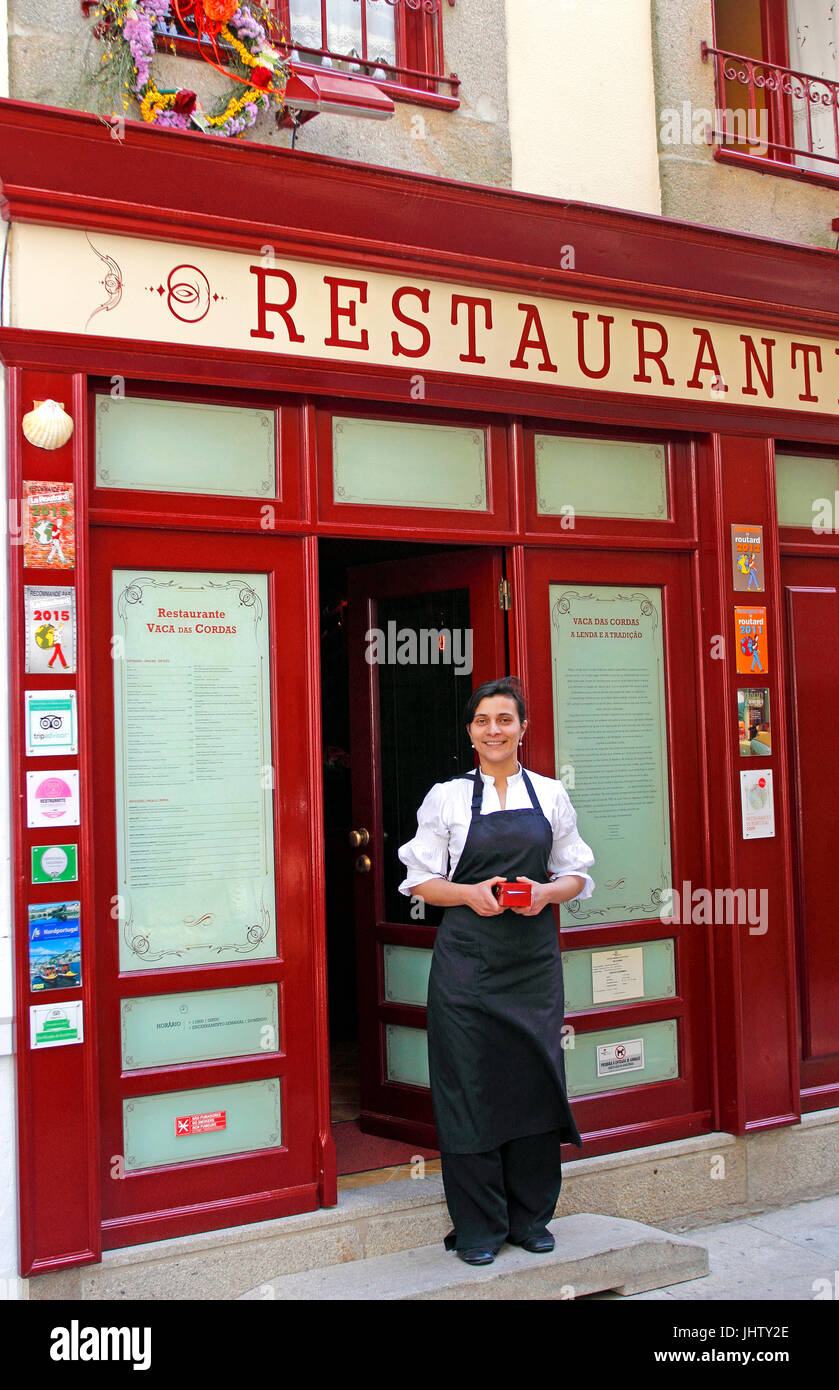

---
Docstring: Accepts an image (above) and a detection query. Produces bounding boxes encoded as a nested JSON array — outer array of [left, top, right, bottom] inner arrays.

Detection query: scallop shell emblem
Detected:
[[22, 399, 74, 451]]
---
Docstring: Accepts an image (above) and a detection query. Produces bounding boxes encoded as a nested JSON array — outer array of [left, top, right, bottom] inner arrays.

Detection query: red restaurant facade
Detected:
[[2, 97, 838, 1280]]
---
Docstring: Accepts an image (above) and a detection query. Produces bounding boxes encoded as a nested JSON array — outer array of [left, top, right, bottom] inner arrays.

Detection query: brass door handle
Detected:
[[355, 854, 372, 874], [349, 827, 370, 848]]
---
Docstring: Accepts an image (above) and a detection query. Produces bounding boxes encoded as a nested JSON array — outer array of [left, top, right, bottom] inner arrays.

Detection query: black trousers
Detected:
[[439, 1128, 564, 1253]]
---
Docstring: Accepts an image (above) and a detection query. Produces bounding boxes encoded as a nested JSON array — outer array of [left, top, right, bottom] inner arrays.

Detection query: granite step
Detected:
[[240, 1212, 709, 1300]]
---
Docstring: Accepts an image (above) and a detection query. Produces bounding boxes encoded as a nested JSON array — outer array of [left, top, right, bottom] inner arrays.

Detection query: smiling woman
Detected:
[[397, 675, 595, 1264]]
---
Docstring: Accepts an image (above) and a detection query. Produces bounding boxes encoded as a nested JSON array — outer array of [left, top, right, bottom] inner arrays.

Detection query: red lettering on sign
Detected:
[[324, 276, 370, 350], [249, 266, 305, 343]]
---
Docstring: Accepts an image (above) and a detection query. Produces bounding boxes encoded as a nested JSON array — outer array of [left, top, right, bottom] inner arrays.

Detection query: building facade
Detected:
[[2, 0, 839, 1295]]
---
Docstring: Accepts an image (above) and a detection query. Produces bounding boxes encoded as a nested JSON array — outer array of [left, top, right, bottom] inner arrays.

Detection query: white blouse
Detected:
[[397, 763, 595, 900]]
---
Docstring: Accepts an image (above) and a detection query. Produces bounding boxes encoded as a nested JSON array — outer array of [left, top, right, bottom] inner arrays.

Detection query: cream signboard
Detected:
[[10, 223, 839, 415]]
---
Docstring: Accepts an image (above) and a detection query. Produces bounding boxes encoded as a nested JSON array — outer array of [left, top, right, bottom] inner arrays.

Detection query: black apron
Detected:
[[426, 767, 583, 1154]]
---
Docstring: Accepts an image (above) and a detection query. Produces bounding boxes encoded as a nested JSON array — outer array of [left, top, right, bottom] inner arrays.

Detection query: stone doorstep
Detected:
[[239, 1214, 710, 1301]]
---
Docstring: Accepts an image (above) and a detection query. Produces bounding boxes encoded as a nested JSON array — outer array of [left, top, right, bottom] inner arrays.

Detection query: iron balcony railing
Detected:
[[702, 41, 839, 174]]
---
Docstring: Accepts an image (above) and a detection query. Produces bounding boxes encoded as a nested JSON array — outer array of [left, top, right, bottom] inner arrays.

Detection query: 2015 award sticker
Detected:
[[31, 844, 78, 884], [22, 482, 75, 570], [26, 771, 80, 828], [24, 586, 77, 673], [25, 690, 77, 756]]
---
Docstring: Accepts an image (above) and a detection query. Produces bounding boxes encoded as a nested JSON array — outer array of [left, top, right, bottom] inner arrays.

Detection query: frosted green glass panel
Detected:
[[551, 584, 672, 927], [332, 417, 487, 510], [385, 1024, 430, 1088], [565, 1020, 679, 1097], [96, 395, 275, 498], [535, 436, 668, 519], [383, 944, 432, 1006], [112, 569, 276, 971], [123, 1077, 281, 1171], [563, 939, 675, 1012], [121, 984, 279, 1070], [775, 452, 839, 528]]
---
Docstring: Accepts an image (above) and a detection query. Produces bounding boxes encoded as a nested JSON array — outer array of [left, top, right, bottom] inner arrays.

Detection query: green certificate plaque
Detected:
[[112, 569, 276, 970], [31, 843, 78, 884], [550, 584, 673, 925], [121, 984, 279, 1070]]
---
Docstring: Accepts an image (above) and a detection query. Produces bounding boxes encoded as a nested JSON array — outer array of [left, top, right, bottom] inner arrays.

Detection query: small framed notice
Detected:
[[31, 844, 78, 884], [591, 947, 645, 1005], [26, 771, 80, 828], [596, 1038, 645, 1078], [23, 482, 75, 570], [740, 769, 775, 839], [29, 1001, 83, 1049], [25, 690, 77, 756], [735, 608, 769, 675], [24, 587, 77, 673], [731, 524, 765, 592]]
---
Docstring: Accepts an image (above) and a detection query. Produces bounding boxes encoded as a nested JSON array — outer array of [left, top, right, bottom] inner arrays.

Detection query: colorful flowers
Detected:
[[89, 1, 288, 137]]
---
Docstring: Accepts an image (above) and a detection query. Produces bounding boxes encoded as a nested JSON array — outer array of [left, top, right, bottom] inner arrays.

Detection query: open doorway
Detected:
[[318, 536, 506, 1183]]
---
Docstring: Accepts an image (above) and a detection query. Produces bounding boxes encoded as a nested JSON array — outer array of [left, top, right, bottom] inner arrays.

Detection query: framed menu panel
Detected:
[[550, 584, 673, 925], [112, 569, 276, 970]]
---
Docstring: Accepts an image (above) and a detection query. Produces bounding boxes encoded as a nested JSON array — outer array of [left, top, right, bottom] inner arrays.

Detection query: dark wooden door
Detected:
[[347, 548, 506, 1145]]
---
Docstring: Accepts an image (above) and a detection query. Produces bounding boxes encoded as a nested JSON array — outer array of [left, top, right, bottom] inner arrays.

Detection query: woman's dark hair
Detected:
[[464, 676, 526, 726]]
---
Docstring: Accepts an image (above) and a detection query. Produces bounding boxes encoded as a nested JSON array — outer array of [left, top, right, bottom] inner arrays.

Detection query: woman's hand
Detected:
[[510, 876, 551, 916], [511, 873, 586, 914], [463, 876, 506, 916]]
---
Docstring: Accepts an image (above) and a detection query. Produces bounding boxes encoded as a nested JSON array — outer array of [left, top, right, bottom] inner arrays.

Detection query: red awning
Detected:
[[283, 69, 395, 121]]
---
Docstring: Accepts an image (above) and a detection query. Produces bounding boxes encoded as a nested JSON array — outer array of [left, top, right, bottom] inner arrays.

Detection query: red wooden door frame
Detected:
[[346, 546, 507, 1146], [89, 525, 334, 1249]]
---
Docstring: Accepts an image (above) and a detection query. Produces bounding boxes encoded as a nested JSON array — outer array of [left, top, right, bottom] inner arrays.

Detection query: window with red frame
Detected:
[[706, 0, 839, 178], [277, 0, 457, 102]]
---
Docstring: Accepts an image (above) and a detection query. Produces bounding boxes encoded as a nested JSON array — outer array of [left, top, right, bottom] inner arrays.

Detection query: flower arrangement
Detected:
[[88, 0, 289, 137]]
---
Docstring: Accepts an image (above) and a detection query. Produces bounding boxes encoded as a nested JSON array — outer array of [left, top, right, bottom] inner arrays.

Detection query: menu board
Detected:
[[112, 569, 276, 970], [550, 584, 672, 925]]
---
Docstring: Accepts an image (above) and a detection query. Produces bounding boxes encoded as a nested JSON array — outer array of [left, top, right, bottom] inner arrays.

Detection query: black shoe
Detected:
[[456, 1247, 495, 1265], [509, 1232, 555, 1253]]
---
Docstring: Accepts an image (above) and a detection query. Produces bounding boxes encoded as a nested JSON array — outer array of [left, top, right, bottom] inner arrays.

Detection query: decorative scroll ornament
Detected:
[[88, 1, 289, 137], [22, 400, 75, 451]]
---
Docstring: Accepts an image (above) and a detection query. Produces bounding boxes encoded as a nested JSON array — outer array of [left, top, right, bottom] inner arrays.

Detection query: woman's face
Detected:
[[468, 695, 527, 766]]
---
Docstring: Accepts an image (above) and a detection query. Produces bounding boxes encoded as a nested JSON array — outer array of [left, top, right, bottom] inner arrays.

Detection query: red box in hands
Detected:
[[494, 881, 532, 908]]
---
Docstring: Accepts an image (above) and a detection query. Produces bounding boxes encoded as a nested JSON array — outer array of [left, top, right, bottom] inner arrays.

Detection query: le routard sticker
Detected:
[[731, 524, 765, 592], [24, 586, 77, 673], [23, 482, 75, 570], [26, 771, 80, 828], [25, 690, 78, 756], [31, 844, 79, 884], [735, 607, 769, 675], [29, 1001, 83, 1049]]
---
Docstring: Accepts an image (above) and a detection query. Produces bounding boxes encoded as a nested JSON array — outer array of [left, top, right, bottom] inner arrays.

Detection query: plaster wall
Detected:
[[652, 0, 839, 250], [505, 0, 661, 213]]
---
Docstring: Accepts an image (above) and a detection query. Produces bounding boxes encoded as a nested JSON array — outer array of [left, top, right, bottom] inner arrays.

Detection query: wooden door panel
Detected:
[[90, 527, 325, 1246], [783, 562, 839, 1088], [514, 548, 712, 1152]]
